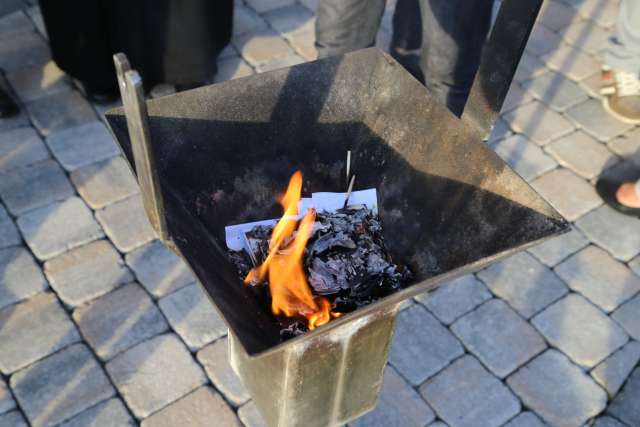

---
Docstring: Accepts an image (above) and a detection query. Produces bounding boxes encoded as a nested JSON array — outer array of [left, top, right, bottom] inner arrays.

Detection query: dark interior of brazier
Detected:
[[106, 48, 567, 356]]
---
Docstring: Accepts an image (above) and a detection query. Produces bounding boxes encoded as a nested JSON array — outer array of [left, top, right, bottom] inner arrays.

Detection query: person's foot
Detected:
[[616, 182, 640, 208], [601, 67, 640, 124], [596, 178, 640, 217]]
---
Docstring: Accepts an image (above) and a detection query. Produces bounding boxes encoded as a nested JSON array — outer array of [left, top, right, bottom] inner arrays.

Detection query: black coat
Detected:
[[40, 0, 233, 93]]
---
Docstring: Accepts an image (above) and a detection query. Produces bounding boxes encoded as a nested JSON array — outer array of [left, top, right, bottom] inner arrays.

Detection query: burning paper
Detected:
[[226, 171, 410, 339]]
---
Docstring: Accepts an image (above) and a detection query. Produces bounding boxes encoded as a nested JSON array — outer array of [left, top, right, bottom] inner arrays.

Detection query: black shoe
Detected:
[[595, 178, 640, 218], [0, 89, 19, 118]]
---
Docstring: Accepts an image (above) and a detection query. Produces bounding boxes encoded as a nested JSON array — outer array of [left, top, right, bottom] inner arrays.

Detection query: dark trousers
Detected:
[[315, 0, 494, 116]]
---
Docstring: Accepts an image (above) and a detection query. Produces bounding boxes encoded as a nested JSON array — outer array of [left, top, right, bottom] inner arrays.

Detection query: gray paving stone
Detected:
[[197, 337, 249, 407], [420, 355, 520, 427], [521, 72, 588, 112], [0, 0, 23, 15], [608, 128, 640, 167], [531, 168, 601, 221], [0, 411, 28, 427], [71, 156, 139, 209], [555, 246, 640, 312], [532, 294, 628, 368], [25, 6, 46, 39], [11, 343, 114, 427], [607, 367, 640, 427], [0, 204, 19, 249], [513, 53, 548, 84], [44, 240, 133, 307], [0, 127, 49, 172], [415, 275, 492, 325], [263, 4, 314, 36], [238, 401, 266, 427], [6, 60, 70, 103], [232, 30, 295, 66], [126, 239, 196, 298], [0, 377, 14, 415], [528, 226, 589, 267], [540, 44, 599, 82], [244, 0, 296, 13], [526, 24, 562, 56], [477, 252, 568, 318], [560, 20, 609, 55], [507, 349, 607, 427], [612, 294, 640, 341], [46, 121, 121, 172], [591, 340, 640, 398], [141, 386, 240, 427], [17, 197, 105, 261], [568, 0, 618, 27], [451, 300, 546, 378], [96, 195, 156, 253], [0, 292, 80, 374], [545, 131, 618, 179], [0, 246, 47, 310], [575, 205, 640, 262], [0, 10, 33, 36], [503, 101, 574, 146], [503, 412, 549, 427], [74, 283, 168, 360], [593, 416, 628, 427], [427, 423, 448, 427], [255, 53, 306, 73], [580, 71, 604, 99], [159, 283, 225, 350], [0, 159, 74, 216], [487, 118, 512, 145], [537, 0, 582, 33], [218, 43, 237, 60], [492, 134, 557, 181], [389, 305, 464, 386], [566, 99, 635, 142], [501, 84, 535, 113], [287, 29, 317, 60], [26, 91, 96, 137], [233, 5, 267, 36], [214, 56, 254, 83], [57, 398, 135, 427], [106, 333, 207, 419], [351, 366, 435, 427], [0, 32, 49, 72]]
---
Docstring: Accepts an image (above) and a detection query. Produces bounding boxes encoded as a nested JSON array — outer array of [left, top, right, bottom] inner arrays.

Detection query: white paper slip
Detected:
[[225, 188, 378, 250], [311, 189, 378, 214]]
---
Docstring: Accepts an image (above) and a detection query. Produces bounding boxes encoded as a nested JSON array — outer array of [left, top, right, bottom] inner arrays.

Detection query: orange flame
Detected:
[[245, 171, 338, 330]]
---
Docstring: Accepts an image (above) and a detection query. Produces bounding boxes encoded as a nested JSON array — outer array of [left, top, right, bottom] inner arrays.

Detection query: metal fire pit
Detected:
[[105, 0, 567, 425]]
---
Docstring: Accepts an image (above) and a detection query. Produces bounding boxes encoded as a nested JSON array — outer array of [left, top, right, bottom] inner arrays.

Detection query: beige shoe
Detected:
[[601, 68, 640, 125]]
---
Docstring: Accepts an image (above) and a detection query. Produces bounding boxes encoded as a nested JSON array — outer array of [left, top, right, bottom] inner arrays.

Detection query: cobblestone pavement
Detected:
[[1, 0, 639, 426]]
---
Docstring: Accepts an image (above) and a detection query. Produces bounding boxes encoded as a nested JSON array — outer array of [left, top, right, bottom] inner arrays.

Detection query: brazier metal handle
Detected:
[[113, 53, 170, 243], [461, 0, 543, 139]]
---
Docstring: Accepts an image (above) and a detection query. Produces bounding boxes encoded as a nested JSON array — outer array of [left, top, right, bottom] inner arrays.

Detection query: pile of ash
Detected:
[[228, 206, 412, 338]]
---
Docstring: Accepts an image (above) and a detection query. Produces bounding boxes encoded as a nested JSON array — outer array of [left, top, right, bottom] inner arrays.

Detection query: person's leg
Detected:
[[601, 0, 640, 124], [315, 0, 385, 58], [390, 0, 424, 82], [418, 0, 493, 116]]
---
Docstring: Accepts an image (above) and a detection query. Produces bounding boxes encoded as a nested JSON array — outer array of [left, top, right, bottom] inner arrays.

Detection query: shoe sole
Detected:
[[602, 97, 640, 125]]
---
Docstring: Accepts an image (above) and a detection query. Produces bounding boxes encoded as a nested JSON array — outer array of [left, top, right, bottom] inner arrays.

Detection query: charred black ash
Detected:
[[307, 207, 412, 311], [227, 206, 412, 339]]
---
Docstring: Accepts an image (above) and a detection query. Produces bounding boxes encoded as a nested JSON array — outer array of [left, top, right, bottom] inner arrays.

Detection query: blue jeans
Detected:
[[315, 0, 494, 116]]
